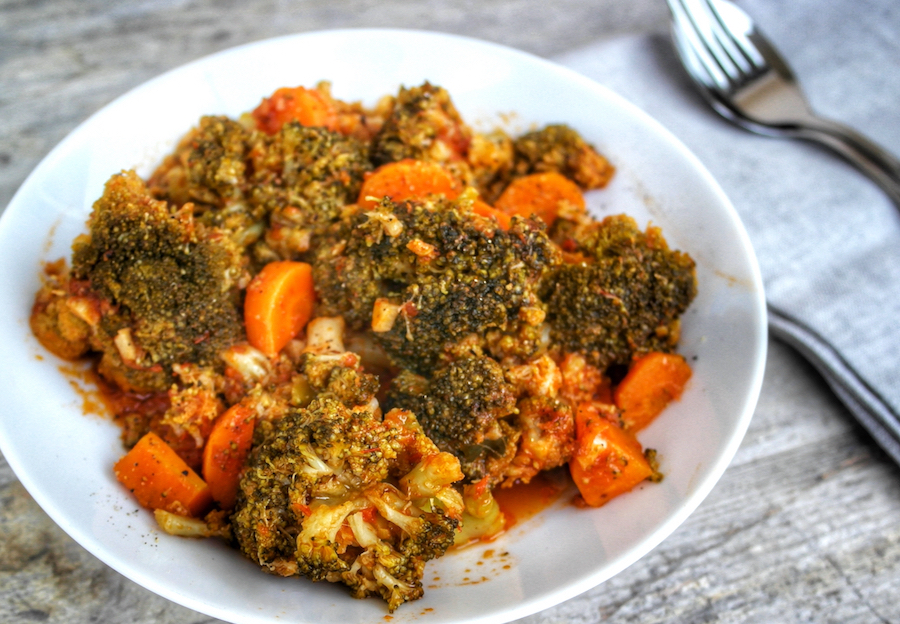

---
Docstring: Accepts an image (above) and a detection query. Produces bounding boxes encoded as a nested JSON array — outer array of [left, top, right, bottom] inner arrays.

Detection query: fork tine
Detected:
[[672, 19, 723, 95], [705, 0, 767, 71], [668, 0, 731, 91], [672, 0, 769, 92], [686, 0, 755, 76]]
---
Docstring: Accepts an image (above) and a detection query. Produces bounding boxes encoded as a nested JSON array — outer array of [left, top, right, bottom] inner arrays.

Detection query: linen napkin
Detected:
[[555, 28, 900, 464]]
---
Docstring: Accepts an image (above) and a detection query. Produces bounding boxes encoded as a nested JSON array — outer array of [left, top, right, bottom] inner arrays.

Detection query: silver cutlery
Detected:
[[666, 0, 900, 207], [666, 0, 900, 466]]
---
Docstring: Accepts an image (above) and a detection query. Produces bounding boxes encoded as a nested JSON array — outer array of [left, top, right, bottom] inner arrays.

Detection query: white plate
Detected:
[[0, 29, 767, 624]]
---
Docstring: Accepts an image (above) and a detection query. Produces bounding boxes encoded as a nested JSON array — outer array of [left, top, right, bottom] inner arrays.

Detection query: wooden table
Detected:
[[2, 1, 899, 622]]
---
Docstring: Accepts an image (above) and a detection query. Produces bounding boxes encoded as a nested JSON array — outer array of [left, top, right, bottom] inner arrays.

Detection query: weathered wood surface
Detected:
[[2, 1, 899, 623]]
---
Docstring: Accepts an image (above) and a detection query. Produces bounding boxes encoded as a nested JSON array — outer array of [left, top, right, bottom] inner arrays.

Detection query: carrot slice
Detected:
[[114, 431, 213, 517], [244, 261, 316, 358], [471, 199, 512, 231], [569, 403, 652, 507], [494, 172, 585, 228], [358, 159, 462, 209], [251, 86, 338, 134], [614, 352, 692, 432], [202, 403, 256, 510]]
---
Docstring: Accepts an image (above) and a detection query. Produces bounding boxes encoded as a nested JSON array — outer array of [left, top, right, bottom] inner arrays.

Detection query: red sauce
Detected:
[[57, 358, 169, 424], [59, 359, 182, 461], [493, 467, 571, 529], [58, 361, 107, 417], [449, 548, 517, 587], [92, 372, 170, 423]]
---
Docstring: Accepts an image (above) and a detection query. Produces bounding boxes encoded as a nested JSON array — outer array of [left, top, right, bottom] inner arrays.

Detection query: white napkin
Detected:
[[555, 31, 900, 463]]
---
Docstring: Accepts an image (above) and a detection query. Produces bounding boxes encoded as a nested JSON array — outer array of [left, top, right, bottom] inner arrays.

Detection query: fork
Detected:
[[666, 0, 900, 207]]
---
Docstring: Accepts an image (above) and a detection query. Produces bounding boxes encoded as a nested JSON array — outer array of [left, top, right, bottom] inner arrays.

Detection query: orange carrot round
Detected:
[[202, 403, 256, 510], [114, 431, 213, 517], [614, 352, 692, 432], [357, 159, 462, 209], [251, 86, 338, 134], [494, 172, 585, 228], [570, 403, 652, 507], [244, 261, 316, 358]]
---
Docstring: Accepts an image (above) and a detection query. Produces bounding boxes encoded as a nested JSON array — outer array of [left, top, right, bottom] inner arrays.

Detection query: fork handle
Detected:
[[795, 119, 900, 207]]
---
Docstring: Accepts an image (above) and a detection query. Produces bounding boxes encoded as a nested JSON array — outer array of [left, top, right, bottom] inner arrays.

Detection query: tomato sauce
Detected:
[[493, 467, 571, 529]]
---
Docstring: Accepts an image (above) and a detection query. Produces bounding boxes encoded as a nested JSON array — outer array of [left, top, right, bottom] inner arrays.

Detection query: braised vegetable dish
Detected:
[[30, 81, 696, 612]]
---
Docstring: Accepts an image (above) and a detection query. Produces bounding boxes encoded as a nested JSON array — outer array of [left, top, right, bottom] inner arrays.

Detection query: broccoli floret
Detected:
[[149, 115, 252, 211], [542, 214, 696, 370], [250, 122, 371, 262], [512, 123, 615, 190], [149, 117, 370, 267], [386, 355, 520, 485], [298, 351, 381, 408], [232, 355, 463, 612], [371, 82, 471, 173], [69, 170, 245, 392], [312, 195, 559, 373], [148, 115, 269, 260]]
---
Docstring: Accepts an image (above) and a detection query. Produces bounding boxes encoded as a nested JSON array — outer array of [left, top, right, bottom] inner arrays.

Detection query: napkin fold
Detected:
[[555, 32, 900, 464]]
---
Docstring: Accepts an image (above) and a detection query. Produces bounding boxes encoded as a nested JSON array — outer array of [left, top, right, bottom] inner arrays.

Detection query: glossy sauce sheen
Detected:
[[493, 468, 571, 528]]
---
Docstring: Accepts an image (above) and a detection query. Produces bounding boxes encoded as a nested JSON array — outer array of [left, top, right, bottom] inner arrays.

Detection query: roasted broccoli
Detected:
[[371, 82, 471, 177], [149, 116, 370, 268], [386, 355, 520, 485], [542, 214, 697, 369], [30, 171, 246, 393], [312, 195, 559, 373], [387, 351, 579, 488], [149, 115, 253, 211], [249, 121, 371, 262], [232, 353, 464, 612], [511, 123, 615, 190]]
